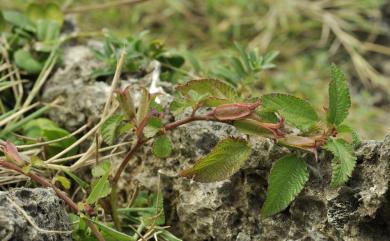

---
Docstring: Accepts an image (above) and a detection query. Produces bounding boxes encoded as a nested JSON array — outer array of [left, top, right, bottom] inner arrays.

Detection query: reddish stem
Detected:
[[0, 159, 79, 212], [164, 115, 216, 131]]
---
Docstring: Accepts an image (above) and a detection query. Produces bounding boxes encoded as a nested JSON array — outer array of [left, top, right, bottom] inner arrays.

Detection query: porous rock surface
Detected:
[[0, 188, 71, 241], [127, 119, 390, 241], [42, 45, 109, 131]]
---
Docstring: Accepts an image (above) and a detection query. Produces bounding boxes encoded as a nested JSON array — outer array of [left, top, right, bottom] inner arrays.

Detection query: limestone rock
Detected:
[[128, 117, 390, 241], [0, 188, 72, 241]]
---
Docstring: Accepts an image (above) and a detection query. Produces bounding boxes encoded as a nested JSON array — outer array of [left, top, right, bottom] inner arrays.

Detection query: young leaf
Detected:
[[14, 49, 44, 74], [262, 93, 318, 131], [325, 138, 357, 187], [91, 160, 111, 178], [22, 118, 77, 157], [176, 78, 238, 107], [336, 124, 361, 148], [136, 88, 151, 126], [143, 117, 162, 138], [54, 175, 71, 190], [101, 114, 124, 145], [179, 138, 252, 182], [87, 172, 111, 204], [153, 135, 173, 158], [44, 3, 64, 25], [261, 155, 309, 218], [26, 3, 42, 22], [327, 64, 351, 126]]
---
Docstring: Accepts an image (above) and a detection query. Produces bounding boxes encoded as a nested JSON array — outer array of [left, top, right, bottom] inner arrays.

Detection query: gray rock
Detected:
[[42, 45, 109, 131], [0, 188, 72, 241], [128, 116, 390, 241]]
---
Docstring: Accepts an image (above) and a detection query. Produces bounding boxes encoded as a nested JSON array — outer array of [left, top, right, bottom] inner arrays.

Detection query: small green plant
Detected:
[[0, 44, 358, 239], [0, 4, 360, 235], [101, 62, 358, 220], [1, 3, 63, 74]]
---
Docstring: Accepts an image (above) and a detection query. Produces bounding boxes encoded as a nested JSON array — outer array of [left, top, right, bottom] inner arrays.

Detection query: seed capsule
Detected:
[[211, 100, 260, 121]]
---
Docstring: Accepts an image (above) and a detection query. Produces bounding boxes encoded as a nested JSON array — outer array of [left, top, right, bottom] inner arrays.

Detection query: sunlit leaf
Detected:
[[54, 175, 71, 190], [91, 160, 111, 178], [179, 138, 252, 182], [327, 64, 351, 126], [45, 3, 64, 25], [87, 172, 111, 204], [176, 78, 238, 107], [262, 93, 318, 131]]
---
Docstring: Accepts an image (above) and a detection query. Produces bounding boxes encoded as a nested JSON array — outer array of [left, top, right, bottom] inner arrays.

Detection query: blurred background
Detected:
[[1, 0, 389, 139]]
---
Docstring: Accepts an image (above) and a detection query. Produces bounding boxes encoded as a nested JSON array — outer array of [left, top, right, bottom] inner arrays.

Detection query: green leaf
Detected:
[[262, 93, 318, 131], [179, 138, 252, 182], [233, 119, 273, 137], [14, 49, 43, 74], [337, 124, 361, 148], [54, 175, 71, 190], [36, 20, 60, 42], [44, 3, 64, 25], [64, 170, 89, 189], [22, 118, 77, 157], [27, 3, 64, 26], [136, 88, 151, 125], [2, 10, 36, 32], [87, 172, 111, 204], [176, 78, 238, 107], [91, 160, 111, 178], [327, 64, 351, 126], [152, 135, 173, 158], [101, 114, 124, 145], [143, 117, 162, 138], [26, 3, 42, 22], [325, 138, 357, 187], [261, 155, 309, 218], [85, 218, 135, 241]]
